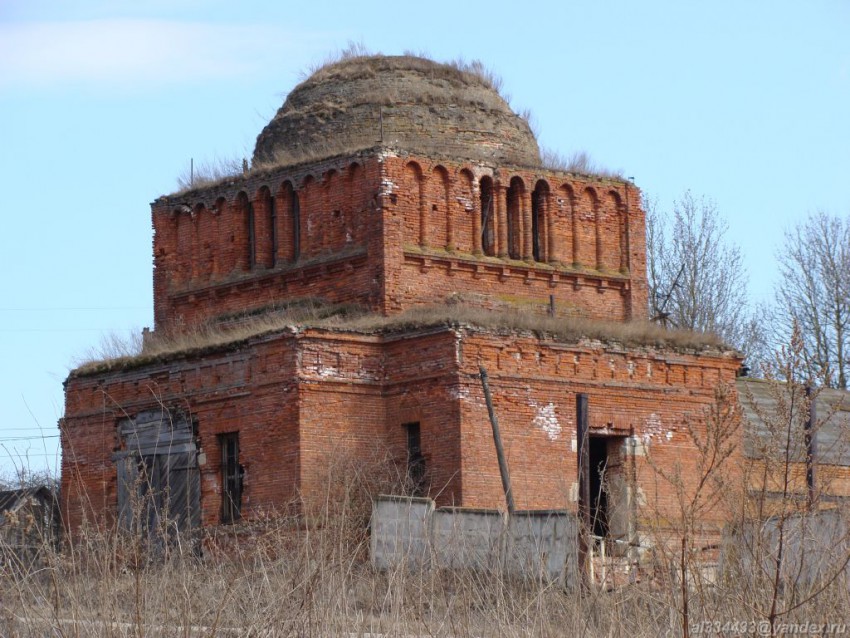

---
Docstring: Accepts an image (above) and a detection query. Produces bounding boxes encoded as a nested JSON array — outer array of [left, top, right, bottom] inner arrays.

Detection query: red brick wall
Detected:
[[379, 154, 648, 320], [61, 324, 740, 542], [151, 148, 648, 330], [452, 331, 742, 536], [152, 156, 386, 329], [62, 333, 302, 533]]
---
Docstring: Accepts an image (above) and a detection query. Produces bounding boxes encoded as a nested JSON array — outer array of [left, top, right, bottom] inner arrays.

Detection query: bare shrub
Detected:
[[641, 383, 742, 636], [9, 417, 850, 637], [726, 325, 850, 633]]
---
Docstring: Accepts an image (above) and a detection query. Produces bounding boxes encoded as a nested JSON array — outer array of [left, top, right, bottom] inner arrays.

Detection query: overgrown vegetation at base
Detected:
[[72, 301, 730, 376], [7, 438, 850, 637]]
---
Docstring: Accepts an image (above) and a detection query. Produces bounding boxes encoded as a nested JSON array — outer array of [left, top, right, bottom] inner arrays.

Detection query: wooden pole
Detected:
[[805, 385, 817, 510], [576, 393, 591, 585], [479, 366, 515, 515]]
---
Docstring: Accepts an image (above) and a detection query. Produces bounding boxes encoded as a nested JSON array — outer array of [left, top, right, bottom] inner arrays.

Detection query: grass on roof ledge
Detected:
[[71, 302, 731, 377]]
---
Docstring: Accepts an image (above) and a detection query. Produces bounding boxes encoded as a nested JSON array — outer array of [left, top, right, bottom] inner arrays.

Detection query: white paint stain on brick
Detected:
[[450, 385, 470, 400], [380, 177, 397, 195], [318, 366, 338, 378], [456, 196, 474, 211], [531, 401, 561, 441], [643, 412, 663, 443]]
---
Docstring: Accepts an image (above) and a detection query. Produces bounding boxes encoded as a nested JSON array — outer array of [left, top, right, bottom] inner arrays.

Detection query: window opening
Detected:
[[506, 181, 522, 260], [531, 188, 542, 262], [220, 432, 243, 524], [480, 178, 495, 256], [404, 422, 426, 496]]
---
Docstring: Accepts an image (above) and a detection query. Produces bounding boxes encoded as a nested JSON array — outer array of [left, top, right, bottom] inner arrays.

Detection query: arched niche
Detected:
[[234, 191, 254, 271], [506, 176, 525, 260], [605, 190, 625, 273], [255, 186, 275, 269], [174, 206, 193, 284], [480, 176, 496, 257], [430, 165, 450, 249], [403, 161, 425, 246], [531, 180, 551, 263], [557, 184, 576, 267], [210, 198, 227, 277], [456, 168, 475, 254], [277, 180, 300, 263], [581, 187, 600, 271], [300, 176, 316, 258], [193, 203, 211, 280]]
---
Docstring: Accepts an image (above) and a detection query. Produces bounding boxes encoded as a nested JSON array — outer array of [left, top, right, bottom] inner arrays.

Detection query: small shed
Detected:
[[0, 487, 59, 569], [738, 379, 850, 503]]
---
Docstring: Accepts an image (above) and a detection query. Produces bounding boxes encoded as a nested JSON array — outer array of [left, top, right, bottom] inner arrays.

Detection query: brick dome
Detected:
[[252, 55, 541, 168]]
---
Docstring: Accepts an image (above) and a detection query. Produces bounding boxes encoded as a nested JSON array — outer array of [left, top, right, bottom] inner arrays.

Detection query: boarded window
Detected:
[[220, 432, 243, 524], [114, 409, 200, 544]]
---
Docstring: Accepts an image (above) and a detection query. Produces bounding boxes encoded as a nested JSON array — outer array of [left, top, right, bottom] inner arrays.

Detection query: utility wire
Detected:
[[0, 307, 150, 312]]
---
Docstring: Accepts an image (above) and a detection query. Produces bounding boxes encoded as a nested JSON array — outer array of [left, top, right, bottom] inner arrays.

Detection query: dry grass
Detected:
[[445, 56, 507, 97], [540, 147, 625, 180], [300, 50, 512, 105], [167, 52, 628, 196], [299, 40, 376, 80], [173, 156, 244, 195], [5, 443, 850, 637], [252, 139, 376, 173], [71, 301, 729, 377]]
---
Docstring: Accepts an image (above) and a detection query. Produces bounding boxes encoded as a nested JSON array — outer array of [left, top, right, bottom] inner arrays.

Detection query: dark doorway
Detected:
[[588, 436, 609, 539], [403, 422, 426, 496], [587, 434, 628, 544]]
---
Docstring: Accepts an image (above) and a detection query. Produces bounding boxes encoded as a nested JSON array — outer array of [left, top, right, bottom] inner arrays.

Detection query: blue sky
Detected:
[[1, 0, 848, 476]]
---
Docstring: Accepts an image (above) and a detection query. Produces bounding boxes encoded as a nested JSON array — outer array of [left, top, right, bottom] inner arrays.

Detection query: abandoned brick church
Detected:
[[60, 55, 747, 544]]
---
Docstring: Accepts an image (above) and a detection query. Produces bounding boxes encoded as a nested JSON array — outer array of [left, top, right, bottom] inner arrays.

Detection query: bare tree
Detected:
[[774, 211, 850, 389], [646, 191, 755, 357], [733, 324, 850, 635]]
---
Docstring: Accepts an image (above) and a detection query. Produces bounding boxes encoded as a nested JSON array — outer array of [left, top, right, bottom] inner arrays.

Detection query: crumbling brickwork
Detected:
[[62, 326, 740, 540], [153, 150, 647, 330], [61, 54, 747, 549]]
